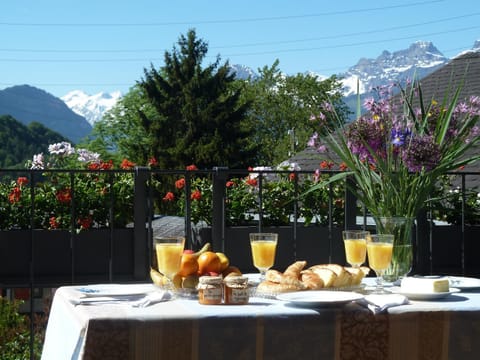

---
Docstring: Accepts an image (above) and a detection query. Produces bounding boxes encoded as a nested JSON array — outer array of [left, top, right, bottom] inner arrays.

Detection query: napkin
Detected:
[[360, 294, 409, 314]]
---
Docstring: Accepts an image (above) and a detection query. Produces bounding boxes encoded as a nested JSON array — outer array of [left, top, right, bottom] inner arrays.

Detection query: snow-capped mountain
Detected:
[[61, 90, 122, 125], [60, 41, 480, 125], [229, 64, 259, 80], [340, 41, 448, 97]]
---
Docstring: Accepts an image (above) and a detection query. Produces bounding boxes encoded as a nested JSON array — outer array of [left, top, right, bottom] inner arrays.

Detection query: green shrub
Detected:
[[0, 296, 44, 360]]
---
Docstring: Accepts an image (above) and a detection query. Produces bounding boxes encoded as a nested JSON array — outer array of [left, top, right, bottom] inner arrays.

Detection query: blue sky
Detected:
[[1, 0, 479, 98]]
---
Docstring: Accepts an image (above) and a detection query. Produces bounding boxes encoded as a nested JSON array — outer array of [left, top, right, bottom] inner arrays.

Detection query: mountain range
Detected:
[[61, 90, 123, 126], [0, 85, 92, 143], [1, 40, 479, 142], [67, 40, 478, 123], [339, 41, 449, 97]]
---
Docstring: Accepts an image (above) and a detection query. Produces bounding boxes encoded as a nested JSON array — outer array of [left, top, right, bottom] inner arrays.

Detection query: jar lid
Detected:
[[199, 275, 223, 285], [224, 275, 248, 284]]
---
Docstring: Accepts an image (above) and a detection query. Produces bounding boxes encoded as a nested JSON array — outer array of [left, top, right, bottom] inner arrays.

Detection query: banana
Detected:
[[192, 242, 211, 258], [150, 267, 183, 289], [150, 267, 168, 286]]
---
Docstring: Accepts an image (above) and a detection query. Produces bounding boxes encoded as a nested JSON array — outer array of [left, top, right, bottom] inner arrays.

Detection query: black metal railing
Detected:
[[1, 167, 479, 285], [0, 167, 479, 359]]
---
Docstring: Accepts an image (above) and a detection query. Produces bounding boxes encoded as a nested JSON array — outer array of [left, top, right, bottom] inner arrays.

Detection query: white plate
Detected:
[[388, 286, 460, 300], [75, 284, 154, 297], [277, 290, 364, 307], [448, 276, 480, 290]]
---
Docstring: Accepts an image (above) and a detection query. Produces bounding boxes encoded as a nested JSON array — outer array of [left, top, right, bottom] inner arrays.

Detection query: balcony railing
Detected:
[[1, 167, 479, 359], [1, 167, 479, 285]]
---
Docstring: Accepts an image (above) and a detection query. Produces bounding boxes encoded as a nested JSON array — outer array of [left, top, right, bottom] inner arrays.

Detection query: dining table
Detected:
[[41, 276, 480, 360]]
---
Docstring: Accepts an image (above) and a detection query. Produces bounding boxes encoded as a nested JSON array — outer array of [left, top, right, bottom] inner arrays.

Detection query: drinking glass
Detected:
[[155, 236, 185, 291], [366, 234, 394, 294], [249, 233, 278, 280], [342, 230, 369, 268]]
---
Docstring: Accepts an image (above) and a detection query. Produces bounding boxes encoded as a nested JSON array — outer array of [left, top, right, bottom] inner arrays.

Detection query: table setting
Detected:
[[41, 232, 480, 360]]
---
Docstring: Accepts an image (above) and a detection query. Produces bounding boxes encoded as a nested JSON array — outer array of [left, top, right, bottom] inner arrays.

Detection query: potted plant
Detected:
[[308, 80, 480, 278]]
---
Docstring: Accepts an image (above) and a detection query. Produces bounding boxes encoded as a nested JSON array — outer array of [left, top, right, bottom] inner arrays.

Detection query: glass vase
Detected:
[[374, 217, 414, 282]]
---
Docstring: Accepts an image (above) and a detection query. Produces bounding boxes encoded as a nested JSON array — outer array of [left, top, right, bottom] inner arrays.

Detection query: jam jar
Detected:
[[223, 275, 249, 305], [197, 275, 223, 305]]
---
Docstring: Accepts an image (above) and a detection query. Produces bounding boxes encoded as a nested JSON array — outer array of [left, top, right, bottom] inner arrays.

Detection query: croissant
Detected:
[[283, 260, 307, 279], [256, 266, 308, 296], [265, 269, 284, 283]]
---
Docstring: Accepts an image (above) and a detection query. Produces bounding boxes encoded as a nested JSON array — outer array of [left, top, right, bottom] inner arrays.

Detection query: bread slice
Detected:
[[308, 266, 336, 287], [360, 266, 371, 277], [313, 264, 351, 287], [300, 270, 325, 290], [344, 267, 363, 285], [344, 266, 371, 285]]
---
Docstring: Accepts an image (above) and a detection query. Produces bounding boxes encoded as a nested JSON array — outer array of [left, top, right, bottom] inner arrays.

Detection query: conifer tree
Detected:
[[138, 29, 256, 169]]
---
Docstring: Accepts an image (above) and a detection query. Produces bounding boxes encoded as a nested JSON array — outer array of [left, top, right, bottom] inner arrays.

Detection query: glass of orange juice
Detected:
[[249, 233, 278, 280], [342, 230, 369, 268], [366, 234, 394, 294], [155, 236, 185, 290]]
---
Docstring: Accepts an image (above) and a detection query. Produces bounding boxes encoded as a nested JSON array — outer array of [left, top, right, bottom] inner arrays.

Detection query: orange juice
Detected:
[[250, 241, 277, 270], [344, 239, 367, 266], [367, 242, 393, 271], [156, 243, 184, 279]]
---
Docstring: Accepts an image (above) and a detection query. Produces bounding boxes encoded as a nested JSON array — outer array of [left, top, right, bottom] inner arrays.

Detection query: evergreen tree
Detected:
[[138, 29, 256, 169]]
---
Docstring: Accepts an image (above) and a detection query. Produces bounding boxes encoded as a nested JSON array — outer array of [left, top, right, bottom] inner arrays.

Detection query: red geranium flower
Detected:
[[186, 164, 198, 171], [100, 160, 114, 170], [49, 216, 60, 229], [77, 216, 93, 230], [191, 189, 202, 201], [163, 191, 175, 201], [8, 187, 21, 203], [246, 177, 257, 187], [148, 157, 158, 167], [339, 162, 348, 171], [88, 162, 100, 170], [56, 188, 72, 204], [120, 159, 135, 170], [320, 160, 334, 169], [17, 177, 28, 186], [175, 178, 185, 190], [226, 180, 235, 188]]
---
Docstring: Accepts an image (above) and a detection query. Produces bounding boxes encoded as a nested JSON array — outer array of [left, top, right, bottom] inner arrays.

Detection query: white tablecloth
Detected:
[[41, 279, 480, 360]]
